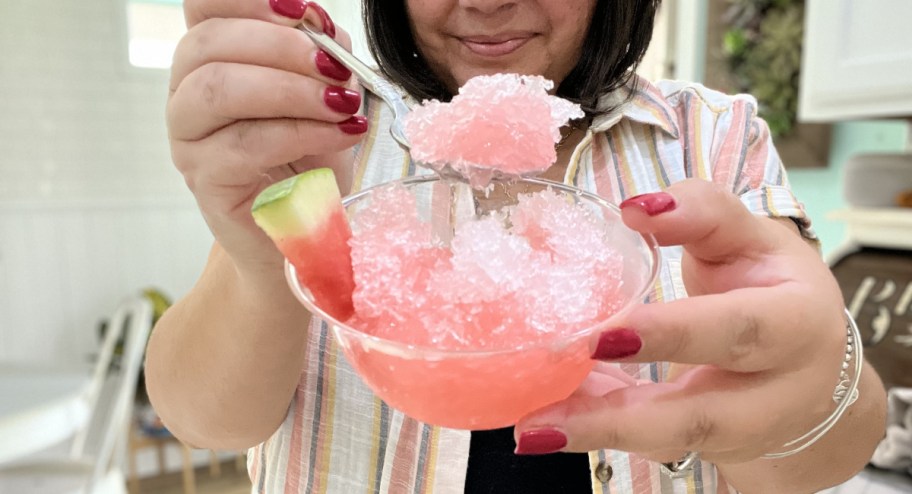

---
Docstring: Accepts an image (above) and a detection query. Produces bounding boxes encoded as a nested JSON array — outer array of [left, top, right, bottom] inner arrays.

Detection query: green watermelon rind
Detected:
[[251, 168, 343, 239]]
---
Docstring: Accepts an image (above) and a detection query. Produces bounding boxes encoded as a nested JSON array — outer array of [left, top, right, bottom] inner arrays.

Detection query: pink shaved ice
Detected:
[[404, 74, 584, 187], [347, 183, 624, 350]]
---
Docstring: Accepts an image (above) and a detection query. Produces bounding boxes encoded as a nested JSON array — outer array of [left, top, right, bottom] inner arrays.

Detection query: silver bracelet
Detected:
[[762, 308, 863, 459]]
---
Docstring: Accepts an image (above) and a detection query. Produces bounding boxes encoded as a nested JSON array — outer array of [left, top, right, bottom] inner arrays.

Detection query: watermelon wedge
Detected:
[[251, 168, 355, 321]]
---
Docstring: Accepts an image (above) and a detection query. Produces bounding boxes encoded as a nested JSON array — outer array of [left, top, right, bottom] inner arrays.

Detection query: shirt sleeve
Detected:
[[713, 97, 819, 246]]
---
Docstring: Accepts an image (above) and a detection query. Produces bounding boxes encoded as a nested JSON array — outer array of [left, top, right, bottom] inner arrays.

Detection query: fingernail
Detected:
[[620, 192, 676, 216], [324, 86, 361, 114], [515, 429, 568, 455], [592, 328, 643, 360], [304, 2, 336, 38], [315, 50, 352, 81], [270, 0, 307, 19], [338, 115, 368, 135]]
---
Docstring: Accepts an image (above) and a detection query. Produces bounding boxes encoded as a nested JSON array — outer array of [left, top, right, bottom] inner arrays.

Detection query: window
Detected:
[[127, 0, 186, 69]]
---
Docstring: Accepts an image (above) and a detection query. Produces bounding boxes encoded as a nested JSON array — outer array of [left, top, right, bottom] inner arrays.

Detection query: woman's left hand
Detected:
[[513, 178, 849, 464]]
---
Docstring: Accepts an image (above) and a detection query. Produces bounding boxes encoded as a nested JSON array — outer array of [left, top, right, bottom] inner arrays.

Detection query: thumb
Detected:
[[619, 178, 775, 264]]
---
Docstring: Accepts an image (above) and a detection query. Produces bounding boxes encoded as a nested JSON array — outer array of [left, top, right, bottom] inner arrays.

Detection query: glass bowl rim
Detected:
[[285, 174, 661, 358]]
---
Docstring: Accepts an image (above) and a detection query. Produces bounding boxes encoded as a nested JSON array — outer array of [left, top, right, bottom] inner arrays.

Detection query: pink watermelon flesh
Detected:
[[277, 207, 355, 320], [251, 169, 356, 321]]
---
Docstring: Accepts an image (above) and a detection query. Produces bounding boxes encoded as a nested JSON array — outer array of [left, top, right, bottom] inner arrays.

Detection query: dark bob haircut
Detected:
[[362, 0, 663, 115]]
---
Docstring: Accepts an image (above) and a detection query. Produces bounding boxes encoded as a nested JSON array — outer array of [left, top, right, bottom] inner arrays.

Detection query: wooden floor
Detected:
[[129, 459, 252, 494]]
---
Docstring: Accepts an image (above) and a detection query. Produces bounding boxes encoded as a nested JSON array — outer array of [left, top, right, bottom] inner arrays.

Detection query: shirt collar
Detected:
[[590, 75, 680, 138]]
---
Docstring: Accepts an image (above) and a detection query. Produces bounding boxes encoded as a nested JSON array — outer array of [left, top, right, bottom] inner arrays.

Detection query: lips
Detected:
[[459, 34, 535, 57]]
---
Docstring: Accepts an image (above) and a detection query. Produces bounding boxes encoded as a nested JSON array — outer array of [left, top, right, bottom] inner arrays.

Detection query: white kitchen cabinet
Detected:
[[799, 0, 912, 122]]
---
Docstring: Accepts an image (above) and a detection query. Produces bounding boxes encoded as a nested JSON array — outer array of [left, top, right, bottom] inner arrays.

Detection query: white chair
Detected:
[[0, 294, 154, 494]]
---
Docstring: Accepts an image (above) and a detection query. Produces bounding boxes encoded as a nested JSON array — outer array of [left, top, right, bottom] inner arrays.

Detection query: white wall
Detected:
[[0, 0, 371, 367], [0, 0, 212, 366], [321, 0, 370, 61]]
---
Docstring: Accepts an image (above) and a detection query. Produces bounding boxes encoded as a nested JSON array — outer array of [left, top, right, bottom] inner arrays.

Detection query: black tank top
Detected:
[[464, 426, 592, 493]]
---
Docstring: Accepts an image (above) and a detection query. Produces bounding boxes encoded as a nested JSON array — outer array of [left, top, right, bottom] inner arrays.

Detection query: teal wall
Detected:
[[788, 121, 909, 256]]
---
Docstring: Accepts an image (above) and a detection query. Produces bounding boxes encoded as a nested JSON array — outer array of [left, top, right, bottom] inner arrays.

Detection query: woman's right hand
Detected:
[[167, 0, 365, 275]]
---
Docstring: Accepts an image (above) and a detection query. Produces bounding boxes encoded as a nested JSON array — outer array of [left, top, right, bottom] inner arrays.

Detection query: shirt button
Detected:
[[595, 462, 613, 483]]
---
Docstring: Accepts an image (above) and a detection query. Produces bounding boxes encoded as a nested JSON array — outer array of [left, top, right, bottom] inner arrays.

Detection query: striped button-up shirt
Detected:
[[247, 77, 813, 494]]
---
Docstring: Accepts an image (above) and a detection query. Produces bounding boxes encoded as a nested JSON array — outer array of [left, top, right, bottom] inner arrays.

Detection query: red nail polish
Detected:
[[304, 2, 336, 38], [620, 192, 676, 216], [315, 50, 352, 81], [592, 328, 642, 360], [515, 429, 568, 455], [270, 0, 307, 19], [338, 115, 368, 135], [324, 86, 361, 114]]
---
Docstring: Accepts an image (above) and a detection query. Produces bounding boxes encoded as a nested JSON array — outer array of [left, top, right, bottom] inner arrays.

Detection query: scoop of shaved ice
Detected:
[[404, 74, 584, 187], [346, 184, 624, 350], [345, 185, 449, 322]]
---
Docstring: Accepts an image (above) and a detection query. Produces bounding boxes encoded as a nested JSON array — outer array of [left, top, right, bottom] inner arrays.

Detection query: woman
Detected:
[[148, 0, 887, 492]]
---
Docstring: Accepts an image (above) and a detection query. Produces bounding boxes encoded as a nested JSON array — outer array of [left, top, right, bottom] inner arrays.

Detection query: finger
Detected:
[[172, 116, 366, 187], [640, 449, 690, 465], [515, 367, 820, 456], [170, 18, 353, 93], [620, 179, 778, 265], [591, 288, 831, 372], [168, 62, 360, 141], [183, 0, 314, 29], [666, 362, 698, 382], [572, 362, 639, 397]]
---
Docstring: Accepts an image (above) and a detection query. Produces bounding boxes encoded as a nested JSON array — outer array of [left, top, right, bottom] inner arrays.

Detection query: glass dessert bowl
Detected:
[[285, 175, 659, 430]]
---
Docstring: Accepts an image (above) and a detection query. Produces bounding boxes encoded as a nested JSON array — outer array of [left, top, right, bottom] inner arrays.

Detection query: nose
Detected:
[[458, 0, 518, 15]]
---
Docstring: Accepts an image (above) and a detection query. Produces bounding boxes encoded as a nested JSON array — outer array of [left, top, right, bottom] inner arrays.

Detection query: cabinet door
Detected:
[[799, 0, 912, 121]]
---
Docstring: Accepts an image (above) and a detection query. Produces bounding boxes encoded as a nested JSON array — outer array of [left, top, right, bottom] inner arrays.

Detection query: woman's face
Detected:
[[406, 0, 599, 92]]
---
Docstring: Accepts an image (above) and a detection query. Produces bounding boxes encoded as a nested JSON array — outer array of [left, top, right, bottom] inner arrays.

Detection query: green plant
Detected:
[[722, 0, 805, 137]]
